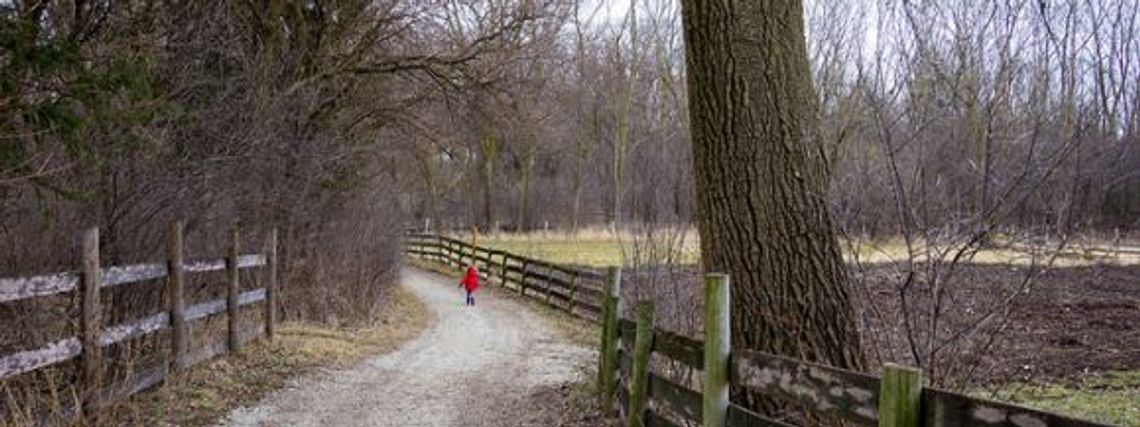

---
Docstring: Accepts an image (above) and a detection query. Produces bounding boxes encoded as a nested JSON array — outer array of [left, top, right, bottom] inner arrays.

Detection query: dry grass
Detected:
[[101, 286, 430, 426], [462, 224, 662, 242], [850, 238, 1140, 267], [484, 239, 632, 268], [987, 370, 1140, 426], [457, 227, 700, 267], [462, 230, 1140, 268]]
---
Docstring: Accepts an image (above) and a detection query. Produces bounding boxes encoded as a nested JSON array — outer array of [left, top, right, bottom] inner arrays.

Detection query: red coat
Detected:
[[461, 266, 479, 292]]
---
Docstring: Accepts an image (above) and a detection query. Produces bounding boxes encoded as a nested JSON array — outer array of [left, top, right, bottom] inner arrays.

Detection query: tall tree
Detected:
[[678, 0, 864, 412]]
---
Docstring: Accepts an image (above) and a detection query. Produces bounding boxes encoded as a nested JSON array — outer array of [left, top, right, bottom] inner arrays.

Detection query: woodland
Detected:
[[2, 2, 1139, 422]]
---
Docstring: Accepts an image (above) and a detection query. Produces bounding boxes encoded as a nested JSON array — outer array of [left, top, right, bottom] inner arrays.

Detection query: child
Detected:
[[460, 265, 479, 306]]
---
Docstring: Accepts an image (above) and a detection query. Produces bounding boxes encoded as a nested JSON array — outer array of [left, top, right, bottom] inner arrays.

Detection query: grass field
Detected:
[[482, 239, 630, 267], [468, 227, 701, 267], [466, 230, 1140, 268], [989, 371, 1140, 426]]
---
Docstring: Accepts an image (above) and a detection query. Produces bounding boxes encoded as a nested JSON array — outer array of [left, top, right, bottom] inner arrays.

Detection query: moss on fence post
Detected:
[[878, 364, 922, 427], [703, 273, 729, 427], [598, 266, 622, 416], [627, 300, 654, 427]]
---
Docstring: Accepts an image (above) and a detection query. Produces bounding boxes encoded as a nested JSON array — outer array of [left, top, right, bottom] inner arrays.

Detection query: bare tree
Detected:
[[679, 0, 864, 418]]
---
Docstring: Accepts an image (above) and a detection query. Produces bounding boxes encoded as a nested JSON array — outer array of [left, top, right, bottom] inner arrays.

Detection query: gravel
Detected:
[[220, 267, 594, 427]]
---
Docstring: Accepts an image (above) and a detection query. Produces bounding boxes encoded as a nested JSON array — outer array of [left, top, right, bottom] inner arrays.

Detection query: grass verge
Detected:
[[986, 371, 1140, 426], [104, 286, 431, 426], [484, 239, 635, 268]]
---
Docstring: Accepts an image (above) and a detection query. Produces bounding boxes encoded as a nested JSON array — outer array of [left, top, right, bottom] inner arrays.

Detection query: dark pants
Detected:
[[465, 290, 475, 306]]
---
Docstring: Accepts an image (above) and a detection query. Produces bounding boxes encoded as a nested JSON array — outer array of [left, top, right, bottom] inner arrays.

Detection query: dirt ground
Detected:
[[617, 262, 1140, 388], [957, 263, 1140, 381], [512, 384, 605, 427]]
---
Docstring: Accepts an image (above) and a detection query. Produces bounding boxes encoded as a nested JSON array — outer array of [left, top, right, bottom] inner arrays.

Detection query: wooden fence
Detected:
[[406, 234, 1118, 427], [404, 233, 609, 318], [0, 222, 278, 423]]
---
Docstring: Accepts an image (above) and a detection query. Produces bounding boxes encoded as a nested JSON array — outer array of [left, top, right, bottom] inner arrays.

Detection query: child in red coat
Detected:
[[460, 265, 479, 306]]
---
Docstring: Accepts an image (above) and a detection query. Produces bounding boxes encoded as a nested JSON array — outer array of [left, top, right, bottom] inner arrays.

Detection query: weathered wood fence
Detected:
[[406, 233, 1118, 427], [404, 234, 610, 318], [0, 222, 278, 423]]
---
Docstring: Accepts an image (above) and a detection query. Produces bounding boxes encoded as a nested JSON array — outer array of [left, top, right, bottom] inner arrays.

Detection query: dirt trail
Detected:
[[220, 268, 594, 427]]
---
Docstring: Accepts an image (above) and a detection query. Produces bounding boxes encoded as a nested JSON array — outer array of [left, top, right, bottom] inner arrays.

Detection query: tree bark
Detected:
[[679, 0, 865, 414]]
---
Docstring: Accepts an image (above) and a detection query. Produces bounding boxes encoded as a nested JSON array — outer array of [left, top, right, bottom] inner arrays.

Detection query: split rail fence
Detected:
[[405, 233, 1117, 427], [0, 222, 278, 423], [405, 233, 609, 318]]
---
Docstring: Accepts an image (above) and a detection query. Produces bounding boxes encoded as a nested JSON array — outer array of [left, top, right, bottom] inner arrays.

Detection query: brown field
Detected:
[[618, 263, 1140, 382], [610, 262, 1140, 425]]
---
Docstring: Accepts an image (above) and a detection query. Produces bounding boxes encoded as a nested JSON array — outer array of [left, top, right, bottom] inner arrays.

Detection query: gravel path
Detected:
[[220, 267, 594, 427]]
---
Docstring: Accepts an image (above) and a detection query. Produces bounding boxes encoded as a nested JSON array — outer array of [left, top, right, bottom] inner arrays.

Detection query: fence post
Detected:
[[432, 236, 442, 264], [500, 253, 509, 288], [567, 273, 579, 315], [703, 273, 730, 427], [445, 239, 454, 267], [168, 221, 187, 370], [544, 270, 555, 305], [437, 237, 444, 265], [265, 228, 278, 341], [433, 236, 442, 264], [519, 260, 529, 296], [627, 300, 654, 427], [598, 266, 622, 416], [878, 364, 922, 427], [433, 237, 442, 267], [79, 227, 103, 419], [227, 229, 240, 351]]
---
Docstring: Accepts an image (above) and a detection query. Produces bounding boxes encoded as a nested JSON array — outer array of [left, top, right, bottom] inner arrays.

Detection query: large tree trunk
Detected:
[[679, 0, 864, 413]]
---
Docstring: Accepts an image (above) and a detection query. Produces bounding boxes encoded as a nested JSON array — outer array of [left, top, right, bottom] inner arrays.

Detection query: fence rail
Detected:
[[0, 223, 278, 423], [406, 233, 1119, 427], [404, 234, 608, 318]]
